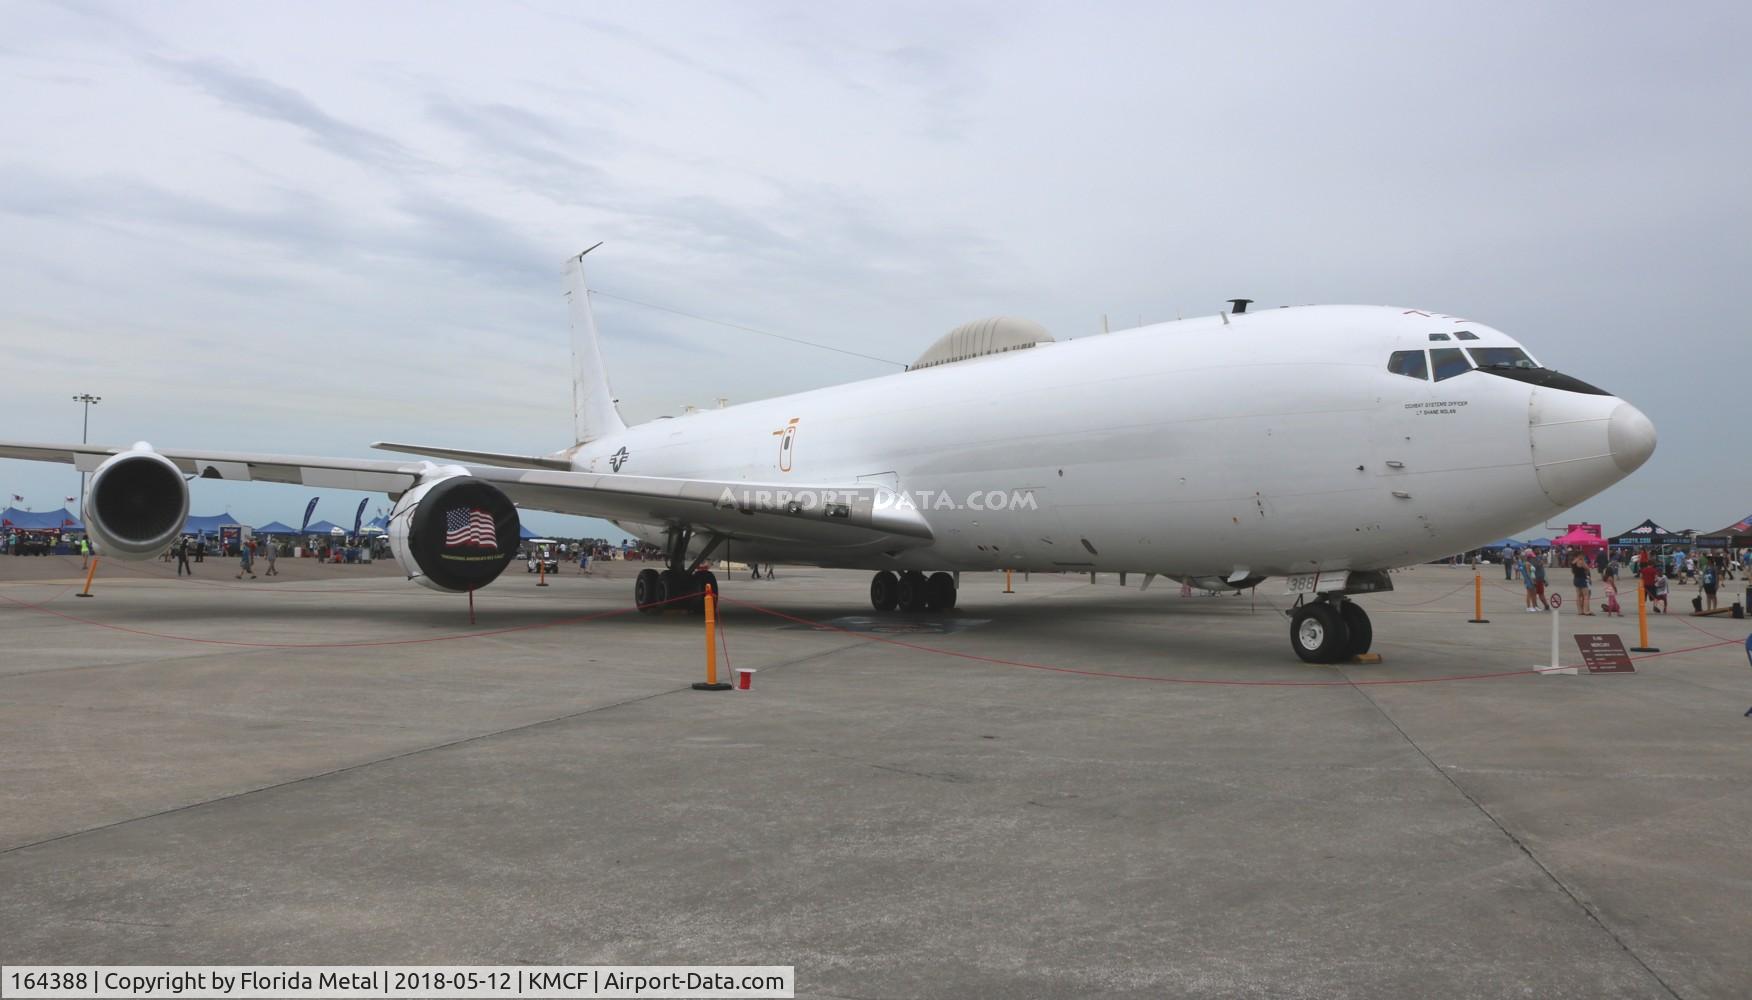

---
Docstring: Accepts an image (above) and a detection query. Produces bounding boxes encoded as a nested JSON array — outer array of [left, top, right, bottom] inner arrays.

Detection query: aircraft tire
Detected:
[[897, 571, 928, 612], [634, 568, 665, 613], [1339, 602, 1372, 657], [1290, 603, 1350, 663], [664, 569, 701, 613], [870, 571, 899, 612], [926, 571, 957, 610]]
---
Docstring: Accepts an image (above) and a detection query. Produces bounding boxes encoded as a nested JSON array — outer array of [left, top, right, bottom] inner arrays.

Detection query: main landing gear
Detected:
[[869, 570, 956, 612], [634, 526, 721, 615], [1287, 596, 1372, 664]]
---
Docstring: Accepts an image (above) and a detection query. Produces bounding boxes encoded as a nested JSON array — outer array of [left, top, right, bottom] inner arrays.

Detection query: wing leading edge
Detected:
[[0, 441, 933, 546]]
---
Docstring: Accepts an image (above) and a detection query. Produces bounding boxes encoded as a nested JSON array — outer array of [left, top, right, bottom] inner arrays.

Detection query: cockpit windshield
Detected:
[[1466, 347, 1537, 370]]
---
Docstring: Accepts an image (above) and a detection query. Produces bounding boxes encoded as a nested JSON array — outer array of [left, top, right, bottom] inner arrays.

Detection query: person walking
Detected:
[[195, 538, 206, 563], [175, 536, 192, 576], [236, 538, 256, 580], [1533, 555, 1550, 610], [79, 536, 90, 570], [1571, 554, 1593, 615], [1520, 550, 1539, 612], [263, 539, 279, 576], [1701, 561, 1719, 612], [1504, 550, 1515, 580]]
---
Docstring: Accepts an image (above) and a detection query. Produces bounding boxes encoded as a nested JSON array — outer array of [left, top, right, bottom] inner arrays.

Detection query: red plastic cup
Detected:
[[735, 668, 756, 691]]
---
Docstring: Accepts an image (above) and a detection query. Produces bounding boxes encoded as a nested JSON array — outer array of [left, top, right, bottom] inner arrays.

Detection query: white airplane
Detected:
[[0, 251, 1655, 663]]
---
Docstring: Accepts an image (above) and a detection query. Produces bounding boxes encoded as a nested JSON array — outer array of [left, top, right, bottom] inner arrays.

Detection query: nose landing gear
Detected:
[[1288, 596, 1372, 663]]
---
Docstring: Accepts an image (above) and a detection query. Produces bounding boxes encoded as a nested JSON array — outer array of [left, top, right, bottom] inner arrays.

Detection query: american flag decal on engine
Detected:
[[444, 508, 498, 550]]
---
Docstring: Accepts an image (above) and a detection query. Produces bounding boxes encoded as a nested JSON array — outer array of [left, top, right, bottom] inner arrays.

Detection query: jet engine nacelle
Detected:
[[387, 473, 520, 592], [81, 444, 191, 558]]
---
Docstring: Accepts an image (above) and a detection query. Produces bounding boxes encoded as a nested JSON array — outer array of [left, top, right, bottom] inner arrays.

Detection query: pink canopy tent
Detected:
[[1552, 527, 1606, 548]]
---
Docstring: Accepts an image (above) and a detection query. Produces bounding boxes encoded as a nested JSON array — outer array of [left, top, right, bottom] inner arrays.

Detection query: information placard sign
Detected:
[[1575, 633, 1635, 673]]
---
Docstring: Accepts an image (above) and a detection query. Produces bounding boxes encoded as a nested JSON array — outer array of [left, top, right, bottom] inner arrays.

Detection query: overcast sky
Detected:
[[2, 1, 1749, 540]]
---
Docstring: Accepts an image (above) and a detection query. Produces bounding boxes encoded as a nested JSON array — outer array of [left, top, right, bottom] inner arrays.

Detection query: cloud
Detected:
[[144, 54, 415, 170], [423, 95, 610, 200]]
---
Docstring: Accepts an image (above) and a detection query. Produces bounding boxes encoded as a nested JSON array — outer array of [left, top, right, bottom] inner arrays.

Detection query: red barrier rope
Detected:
[[0, 588, 695, 649], [94, 555, 418, 594], [717, 596, 1740, 687], [1366, 578, 1476, 608]]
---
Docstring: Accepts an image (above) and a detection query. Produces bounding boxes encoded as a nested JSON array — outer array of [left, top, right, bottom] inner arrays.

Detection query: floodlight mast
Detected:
[[72, 393, 101, 515]]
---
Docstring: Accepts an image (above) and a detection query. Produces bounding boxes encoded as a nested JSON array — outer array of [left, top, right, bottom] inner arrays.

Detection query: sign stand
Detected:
[[1539, 599, 1576, 675]]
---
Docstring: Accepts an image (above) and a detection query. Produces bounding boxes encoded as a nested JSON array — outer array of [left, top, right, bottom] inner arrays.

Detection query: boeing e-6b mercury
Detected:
[[0, 252, 1655, 662]]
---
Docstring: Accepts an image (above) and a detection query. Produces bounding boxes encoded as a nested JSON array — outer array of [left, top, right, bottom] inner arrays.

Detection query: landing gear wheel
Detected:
[[1339, 602, 1372, 657], [897, 571, 928, 612], [692, 570, 719, 613], [925, 571, 957, 610], [1290, 602, 1350, 664], [634, 568, 665, 613], [870, 571, 899, 612], [664, 569, 699, 613]]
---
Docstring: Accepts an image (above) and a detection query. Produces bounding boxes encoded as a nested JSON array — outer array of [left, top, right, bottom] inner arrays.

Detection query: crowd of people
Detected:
[[1506, 545, 1746, 616]]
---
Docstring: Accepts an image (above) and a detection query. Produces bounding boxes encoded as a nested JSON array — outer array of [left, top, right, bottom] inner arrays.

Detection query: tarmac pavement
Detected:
[[1, 555, 1748, 998]]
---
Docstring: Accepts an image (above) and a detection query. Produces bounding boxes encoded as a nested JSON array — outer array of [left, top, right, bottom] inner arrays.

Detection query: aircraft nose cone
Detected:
[[1608, 401, 1656, 473], [1529, 389, 1653, 509]]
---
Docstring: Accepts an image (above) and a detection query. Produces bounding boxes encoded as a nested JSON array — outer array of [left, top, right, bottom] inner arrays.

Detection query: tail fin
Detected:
[[565, 245, 627, 445]]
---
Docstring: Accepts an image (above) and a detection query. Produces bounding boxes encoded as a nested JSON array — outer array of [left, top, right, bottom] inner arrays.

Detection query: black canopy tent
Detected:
[[1695, 514, 1752, 549], [1608, 518, 1687, 547]]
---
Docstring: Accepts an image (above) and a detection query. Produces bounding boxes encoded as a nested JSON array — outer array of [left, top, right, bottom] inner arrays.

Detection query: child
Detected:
[[1653, 573, 1668, 614], [1602, 574, 1621, 616]]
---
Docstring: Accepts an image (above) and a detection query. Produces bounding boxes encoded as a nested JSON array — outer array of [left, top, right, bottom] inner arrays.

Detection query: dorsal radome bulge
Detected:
[[909, 316, 1055, 371]]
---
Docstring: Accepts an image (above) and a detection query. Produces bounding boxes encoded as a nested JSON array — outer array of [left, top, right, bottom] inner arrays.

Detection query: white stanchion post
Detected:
[[1540, 604, 1577, 675]]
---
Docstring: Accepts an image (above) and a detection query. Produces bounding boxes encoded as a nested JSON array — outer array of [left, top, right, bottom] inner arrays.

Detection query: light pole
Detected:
[[72, 394, 100, 514]]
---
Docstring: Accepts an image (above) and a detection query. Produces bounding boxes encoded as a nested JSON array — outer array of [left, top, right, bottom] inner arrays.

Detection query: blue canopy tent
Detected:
[[520, 524, 539, 540], [301, 520, 345, 535], [1479, 538, 1523, 550], [1527, 537, 1553, 548], [1, 507, 82, 531], [254, 521, 302, 535]]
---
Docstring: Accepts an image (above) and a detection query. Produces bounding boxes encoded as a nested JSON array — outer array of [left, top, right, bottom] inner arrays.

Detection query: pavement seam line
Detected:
[[0, 638, 862, 859], [1342, 676, 1685, 1000]]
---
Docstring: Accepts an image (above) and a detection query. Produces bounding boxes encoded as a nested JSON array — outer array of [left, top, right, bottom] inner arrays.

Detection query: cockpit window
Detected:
[[1454, 331, 1479, 340], [1387, 350, 1428, 380], [1428, 333, 1451, 341], [1430, 347, 1472, 381], [1466, 347, 1538, 370]]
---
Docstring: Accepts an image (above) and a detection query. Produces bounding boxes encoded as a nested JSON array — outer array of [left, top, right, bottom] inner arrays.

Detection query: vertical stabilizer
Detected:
[[565, 246, 627, 445]]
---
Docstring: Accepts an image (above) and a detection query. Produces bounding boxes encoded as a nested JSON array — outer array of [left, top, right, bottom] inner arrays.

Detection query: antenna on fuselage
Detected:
[[1228, 298, 1253, 314]]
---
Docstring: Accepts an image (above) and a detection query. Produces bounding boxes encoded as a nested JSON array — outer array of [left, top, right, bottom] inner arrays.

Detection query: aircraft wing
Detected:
[[0, 441, 934, 545]]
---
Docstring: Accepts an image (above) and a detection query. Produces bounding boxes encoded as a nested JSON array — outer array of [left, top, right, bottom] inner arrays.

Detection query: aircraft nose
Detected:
[[1529, 389, 1656, 508], [1607, 400, 1657, 473]]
